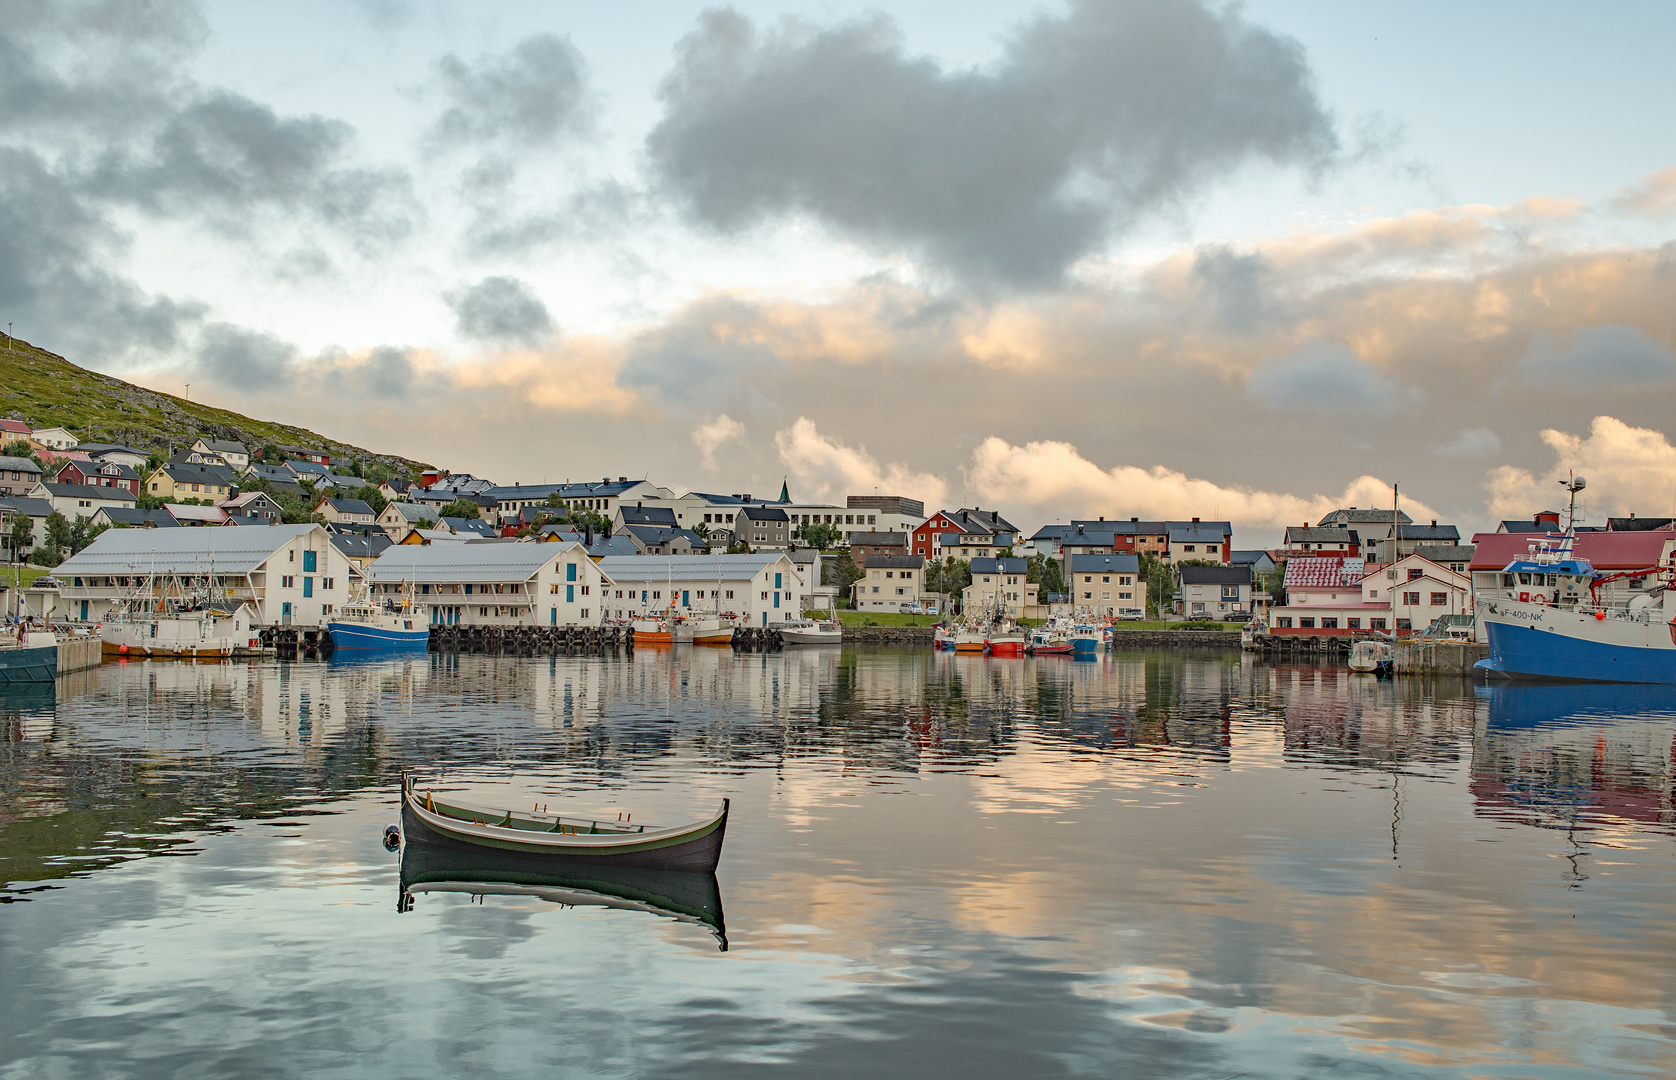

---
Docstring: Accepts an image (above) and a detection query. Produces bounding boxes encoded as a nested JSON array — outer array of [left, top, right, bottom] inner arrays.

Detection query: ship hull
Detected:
[[328, 621, 429, 649], [0, 643, 57, 684], [1477, 600, 1676, 684]]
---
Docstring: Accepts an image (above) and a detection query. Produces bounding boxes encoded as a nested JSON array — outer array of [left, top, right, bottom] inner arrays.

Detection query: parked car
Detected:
[[1117, 609, 1145, 621], [30, 577, 62, 589], [899, 603, 925, 614]]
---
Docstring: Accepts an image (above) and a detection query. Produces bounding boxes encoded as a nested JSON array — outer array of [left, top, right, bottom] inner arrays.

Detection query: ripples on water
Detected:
[[2, 648, 1674, 1077]]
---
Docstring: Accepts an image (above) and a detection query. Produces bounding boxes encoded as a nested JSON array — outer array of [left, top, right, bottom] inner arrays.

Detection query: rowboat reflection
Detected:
[[397, 839, 728, 950]]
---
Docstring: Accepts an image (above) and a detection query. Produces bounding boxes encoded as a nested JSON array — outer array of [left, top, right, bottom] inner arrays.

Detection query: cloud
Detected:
[[1191, 245, 1274, 333], [648, 0, 1338, 285], [775, 418, 948, 507], [429, 34, 593, 149], [1610, 166, 1676, 219], [445, 276, 557, 347], [1516, 324, 1676, 389], [1485, 416, 1676, 522], [691, 414, 745, 470], [967, 436, 1436, 531], [1434, 426, 1501, 458], [1247, 339, 1424, 413], [194, 322, 296, 391]]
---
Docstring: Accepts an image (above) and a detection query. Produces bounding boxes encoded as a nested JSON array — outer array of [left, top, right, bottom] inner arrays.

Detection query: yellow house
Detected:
[[146, 461, 238, 501]]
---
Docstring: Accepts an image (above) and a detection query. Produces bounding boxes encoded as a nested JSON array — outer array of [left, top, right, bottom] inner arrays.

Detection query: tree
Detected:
[[6, 510, 33, 565], [1026, 553, 1064, 594], [1137, 551, 1173, 618], [350, 483, 389, 518], [439, 498, 481, 520], [42, 511, 72, 566], [824, 554, 864, 590], [2, 440, 45, 471], [68, 516, 107, 555], [260, 443, 281, 463], [795, 520, 842, 550], [925, 556, 972, 610], [725, 540, 753, 554], [1259, 562, 1287, 607]]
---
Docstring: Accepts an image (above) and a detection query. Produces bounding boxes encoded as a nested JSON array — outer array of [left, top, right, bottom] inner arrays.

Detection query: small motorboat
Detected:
[[953, 626, 987, 653], [1240, 621, 1265, 651], [780, 619, 842, 645], [399, 775, 728, 873], [397, 838, 727, 949], [1348, 639, 1395, 674], [1026, 628, 1073, 655]]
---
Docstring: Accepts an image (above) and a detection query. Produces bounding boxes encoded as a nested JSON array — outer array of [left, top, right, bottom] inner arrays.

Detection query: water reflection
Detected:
[[1, 650, 1674, 1077], [398, 840, 727, 950]]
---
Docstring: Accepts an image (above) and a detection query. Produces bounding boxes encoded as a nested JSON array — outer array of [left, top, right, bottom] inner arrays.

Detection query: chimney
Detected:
[[1098, 515, 1104, 521], [1192, 516, 1199, 523], [1131, 516, 1138, 523], [619, 476, 627, 483], [1431, 519, 1436, 527]]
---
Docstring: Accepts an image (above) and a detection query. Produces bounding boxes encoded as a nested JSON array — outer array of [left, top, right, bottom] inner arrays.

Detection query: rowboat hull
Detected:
[[1028, 642, 1074, 655], [401, 780, 728, 873], [398, 837, 727, 949]]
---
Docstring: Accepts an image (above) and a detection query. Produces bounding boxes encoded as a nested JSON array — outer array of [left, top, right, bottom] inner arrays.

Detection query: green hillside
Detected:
[[0, 334, 429, 475]]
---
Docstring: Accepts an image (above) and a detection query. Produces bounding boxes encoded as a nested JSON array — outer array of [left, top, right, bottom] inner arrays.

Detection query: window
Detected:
[[1408, 568, 1423, 580], [1371, 618, 1387, 630], [302, 577, 313, 598], [480, 607, 488, 616], [322, 578, 333, 590], [1347, 618, 1360, 629], [566, 563, 577, 582], [1396, 618, 1412, 630], [726, 590, 734, 600], [1299, 617, 1315, 628], [282, 575, 294, 588], [1184, 545, 1195, 552], [1276, 617, 1293, 628], [1321, 618, 1338, 629], [582, 586, 590, 596], [581, 609, 589, 619], [303, 551, 317, 572], [1119, 591, 1132, 600], [1403, 591, 1420, 605], [1430, 592, 1449, 606], [652, 591, 660, 599], [567, 585, 574, 603]]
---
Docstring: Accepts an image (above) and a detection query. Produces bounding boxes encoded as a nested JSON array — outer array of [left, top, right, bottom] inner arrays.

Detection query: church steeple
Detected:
[[778, 477, 790, 503]]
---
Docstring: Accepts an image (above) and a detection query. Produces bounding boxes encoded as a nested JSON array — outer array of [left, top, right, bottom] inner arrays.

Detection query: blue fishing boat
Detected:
[[0, 630, 57, 684], [327, 585, 428, 650]]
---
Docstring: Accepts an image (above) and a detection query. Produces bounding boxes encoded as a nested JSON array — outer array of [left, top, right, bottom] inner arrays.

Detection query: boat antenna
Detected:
[[1560, 471, 1586, 533]]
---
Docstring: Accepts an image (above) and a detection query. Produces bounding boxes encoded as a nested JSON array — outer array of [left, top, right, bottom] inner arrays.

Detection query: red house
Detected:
[[56, 458, 141, 495]]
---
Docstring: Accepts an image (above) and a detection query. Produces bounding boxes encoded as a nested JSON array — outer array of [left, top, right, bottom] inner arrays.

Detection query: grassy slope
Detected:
[[0, 335, 430, 473]]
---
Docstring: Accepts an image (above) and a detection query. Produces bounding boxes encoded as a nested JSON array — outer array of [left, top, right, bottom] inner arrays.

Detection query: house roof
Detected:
[[285, 459, 332, 476], [329, 533, 392, 561], [1284, 526, 1360, 544], [625, 524, 702, 547], [1317, 508, 1412, 527], [740, 506, 790, 522], [65, 460, 141, 480], [596, 554, 790, 583], [441, 516, 496, 536], [849, 531, 907, 546], [384, 502, 439, 522], [368, 540, 587, 582], [40, 482, 137, 502], [1229, 549, 1274, 566], [0, 496, 53, 517], [0, 456, 44, 473], [1068, 553, 1141, 573], [197, 438, 248, 454], [1468, 530, 1676, 572], [1413, 544, 1475, 563], [0, 419, 32, 434], [1607, 516, 1676, 532], [1383, 524, 1462, 541], [1283, 556, 1365, 589], [221, 492, 280, 509], [77, 443, 149, 458], [154, 461, 238, 486], [618, 505, 678, 527], [866, 554, 925, 569], [969, 557, 1027, 574], [1179, 565, 1251, 585], [481, 479, 657, 501], [321, 497, 375, 516], [164, 503, 230, 523], [55, 524, 324, 576], [93, 506, 179, 527], [1167, 525, 1227, 544]]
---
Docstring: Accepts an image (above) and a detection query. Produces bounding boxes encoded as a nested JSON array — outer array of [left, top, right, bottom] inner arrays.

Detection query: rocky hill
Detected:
[[0, 334, 429, 475]]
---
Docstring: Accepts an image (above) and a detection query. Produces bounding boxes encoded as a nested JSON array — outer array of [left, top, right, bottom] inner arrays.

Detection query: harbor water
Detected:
[[3, 648, 1675, 1077]]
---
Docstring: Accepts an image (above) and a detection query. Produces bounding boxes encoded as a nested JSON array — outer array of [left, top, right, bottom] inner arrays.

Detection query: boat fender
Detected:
[[382, 824, 400, 851], [1596, 611, 1606, 621], [119, 644, 128, 654]]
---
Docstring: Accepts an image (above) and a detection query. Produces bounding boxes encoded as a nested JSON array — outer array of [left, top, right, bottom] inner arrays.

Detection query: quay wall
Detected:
[[1111, 630, 1241, 649], [56, 636, 102, 676], [1394, 640, 1488, 675], [843, 626, 936, 645]]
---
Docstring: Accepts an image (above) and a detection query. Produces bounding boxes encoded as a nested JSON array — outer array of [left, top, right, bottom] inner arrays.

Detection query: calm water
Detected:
[[3, 647, 1675, 1078]]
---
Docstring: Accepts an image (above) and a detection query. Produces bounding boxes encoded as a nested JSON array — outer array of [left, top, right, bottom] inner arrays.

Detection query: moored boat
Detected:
[[328, 586, 427, 650], [1347, 639, 1394, 674], [1069, 625, 1103, 655], [780, 618, 842, 645], [986, 620, 1026, 655], [632, 616, 674, 645], [0, 629, 57, 684], [953, 626, 987, 653], [1026, 627, 1073, 655], [399, 775, 728, 873], [101, 602, 260, 658]]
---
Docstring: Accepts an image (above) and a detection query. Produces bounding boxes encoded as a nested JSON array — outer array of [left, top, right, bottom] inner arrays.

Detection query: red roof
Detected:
[[1283, 556, 1364, 589], [0, 419, 30, 434], [1469, 531, 1676, 572]]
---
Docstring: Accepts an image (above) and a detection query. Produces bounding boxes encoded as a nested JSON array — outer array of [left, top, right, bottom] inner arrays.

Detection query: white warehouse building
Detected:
[[595, 554, 805, 625], [52, 524, 353, 626], [366, 541, 609, 627]]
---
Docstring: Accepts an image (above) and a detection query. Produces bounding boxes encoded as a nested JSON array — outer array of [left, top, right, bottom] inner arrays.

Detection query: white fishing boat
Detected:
[[1347, 639, 1395, 674], [100, 570, 261, 659], [780, 618, 842, 645]]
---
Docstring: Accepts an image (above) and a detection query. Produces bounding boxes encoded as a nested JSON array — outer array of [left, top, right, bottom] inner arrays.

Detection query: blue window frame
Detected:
[[303, 551, 317, 572], [774, 572, 782, 589], [550, 607, 556, 625], [682, 590, 689, 607], [773, 591, 780, 608], [464, 584, 473, 594], [566, 584, 574, 603], [303, 577, 313, 598], [641, 590, 648, 603], [566, 563, 577, 582]]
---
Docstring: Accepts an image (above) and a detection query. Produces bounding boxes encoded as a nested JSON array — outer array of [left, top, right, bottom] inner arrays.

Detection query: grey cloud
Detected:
[[1191, 246, 1274, 333], [0, 146, 203, 363], [1247, 339, 1423, 413], [648, 0, 1338, 286], [430, 34, 593, 149], [1434, 426, 1502, 458], [312, 346, 416, 400], [1518, 324, 1676, 390], [194, 322, 296, 392], [446, 277, 556, 347]]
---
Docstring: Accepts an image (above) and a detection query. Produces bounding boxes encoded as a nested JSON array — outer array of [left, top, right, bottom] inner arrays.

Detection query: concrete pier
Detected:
[[55, 636, 103, 676], [1394, 640, 1488, 675]]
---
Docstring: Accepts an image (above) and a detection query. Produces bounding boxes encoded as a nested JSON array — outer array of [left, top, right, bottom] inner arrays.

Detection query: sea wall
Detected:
[[842, 626, 937, 645], [56, 636, 103, 675], [1394, 640, 1488, 675], [1110, 630, 1241, 649]]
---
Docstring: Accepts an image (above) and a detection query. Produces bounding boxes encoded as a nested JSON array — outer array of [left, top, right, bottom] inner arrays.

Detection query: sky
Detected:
[[4, 0, 1676, 545]]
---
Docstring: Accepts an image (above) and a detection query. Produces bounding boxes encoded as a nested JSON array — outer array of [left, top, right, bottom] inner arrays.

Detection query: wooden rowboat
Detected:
[[399, 775, 728, 873], [398, 839, 727, 949]]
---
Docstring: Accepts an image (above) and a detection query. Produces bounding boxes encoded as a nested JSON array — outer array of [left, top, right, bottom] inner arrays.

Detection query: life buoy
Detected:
[[1519, 591, 1529, 603]]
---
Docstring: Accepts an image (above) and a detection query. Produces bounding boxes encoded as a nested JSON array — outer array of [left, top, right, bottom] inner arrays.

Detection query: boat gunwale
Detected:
[[403, 779, 728, 853]]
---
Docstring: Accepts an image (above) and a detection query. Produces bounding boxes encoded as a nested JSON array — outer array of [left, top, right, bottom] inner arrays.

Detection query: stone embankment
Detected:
[[57, 636, 102, 675], [842, 626, 937, 645], [1394, 640, 1488, 674], [1110, 629, 1241, 649]]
